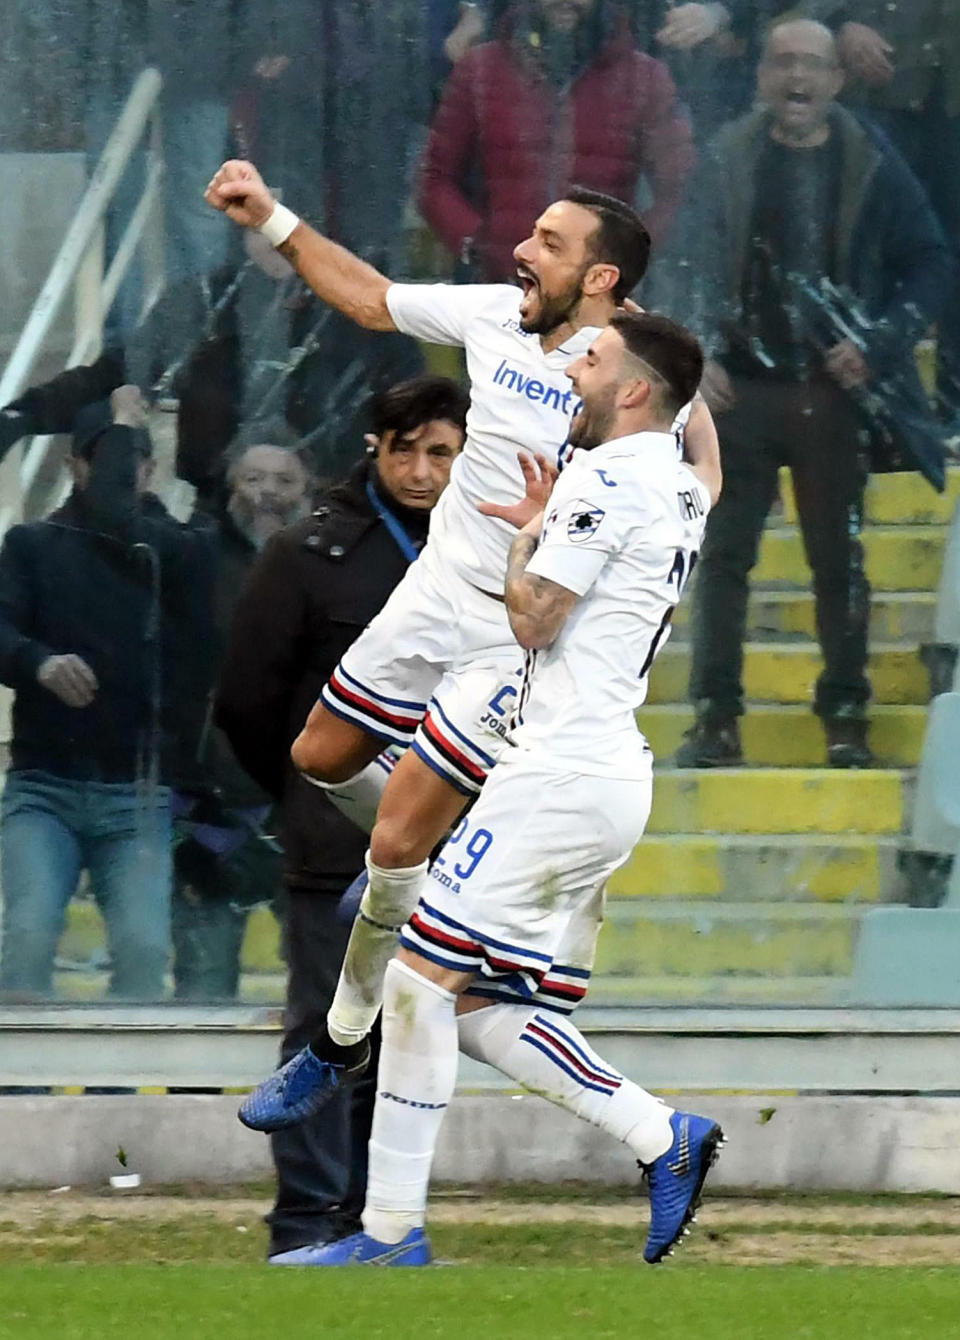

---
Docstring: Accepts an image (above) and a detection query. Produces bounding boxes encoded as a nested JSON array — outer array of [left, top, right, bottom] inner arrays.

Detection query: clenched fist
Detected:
[[205, 160, 275, 230], [110, 385, 149, 430], [37, 654, 98, 708]]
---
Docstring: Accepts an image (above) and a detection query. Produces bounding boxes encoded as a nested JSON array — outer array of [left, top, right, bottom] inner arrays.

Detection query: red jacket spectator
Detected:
[[418, 1, 695, 281]]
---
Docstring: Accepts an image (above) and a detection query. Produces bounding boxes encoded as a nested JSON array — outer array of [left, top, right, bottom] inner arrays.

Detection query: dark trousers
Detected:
[[265, 888, 379, 1256], [171, 827, 284, 1001], [690, 373, 871, 721]]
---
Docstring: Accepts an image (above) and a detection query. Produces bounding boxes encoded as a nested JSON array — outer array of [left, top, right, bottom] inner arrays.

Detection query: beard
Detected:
[[567, 385, 617, 452], [518, 268, 588, 336], [229, 497, 308, 549]]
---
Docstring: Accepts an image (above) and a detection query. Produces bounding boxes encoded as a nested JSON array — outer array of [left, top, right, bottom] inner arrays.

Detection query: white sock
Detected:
[[362, 958, 459, 1244], [302, 749, 397, 833], [326, 852, 429, 1048], [458, 1003, 674, 1164]]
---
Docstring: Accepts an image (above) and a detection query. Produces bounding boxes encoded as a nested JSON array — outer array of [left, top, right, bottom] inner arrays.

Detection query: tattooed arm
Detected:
[[504, 519, 579, 651]]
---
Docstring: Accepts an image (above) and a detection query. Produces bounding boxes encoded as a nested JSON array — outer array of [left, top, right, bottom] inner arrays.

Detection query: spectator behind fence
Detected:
[[229, 22, 432, 479], [69, 0, 265, 334], [675, 19, 952, 770], [0, 388, 214, 999], [811, 0, 960, 426], [629, 1, 754, 133], [214, 375, 467, 1260], [418, 0, 694, 282], [170, 420, 313, 1001], [0, 268, 244, 487]]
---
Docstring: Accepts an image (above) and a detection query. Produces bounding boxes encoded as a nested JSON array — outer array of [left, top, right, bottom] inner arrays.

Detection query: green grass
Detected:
[[2, 1264, 959, 1340], [2, 1195, 960, 1339]]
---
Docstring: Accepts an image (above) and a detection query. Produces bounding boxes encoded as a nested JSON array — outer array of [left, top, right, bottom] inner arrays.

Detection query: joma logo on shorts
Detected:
[[479, 710, 508, 740], [430, 868, 462, 894]]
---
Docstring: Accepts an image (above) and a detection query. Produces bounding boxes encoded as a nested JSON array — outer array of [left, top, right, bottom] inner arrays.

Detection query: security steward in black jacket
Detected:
[[214, 375, 468, 1258]]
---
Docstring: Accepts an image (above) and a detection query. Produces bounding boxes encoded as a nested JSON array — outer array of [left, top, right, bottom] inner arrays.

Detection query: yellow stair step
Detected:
[[594, 901, 858, 979], [672, 589, 935, 645], [241, 904, 283, 973], [638, 703, 927, 767], [648, 643, 927, 706], [755, 526, 944, 591], [647, 767, 905, 835], [609, 833, 898, 901], [781, 466, 960, 527]]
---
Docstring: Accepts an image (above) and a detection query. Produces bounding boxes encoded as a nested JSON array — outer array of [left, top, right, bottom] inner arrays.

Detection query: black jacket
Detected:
[[214, 459, 429, 892], [3, 270, 243, 485], [171, 506, 278, 807], [685, 105, 954, 489], [0, 427, 214, 782]]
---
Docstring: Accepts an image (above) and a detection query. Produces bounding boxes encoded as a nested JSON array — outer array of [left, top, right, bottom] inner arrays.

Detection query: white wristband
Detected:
[[258, 202, 300, 248]]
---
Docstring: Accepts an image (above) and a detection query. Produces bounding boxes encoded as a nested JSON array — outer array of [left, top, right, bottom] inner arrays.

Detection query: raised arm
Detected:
[[205, 159, 396, 331], [682, 394, 722, 506]]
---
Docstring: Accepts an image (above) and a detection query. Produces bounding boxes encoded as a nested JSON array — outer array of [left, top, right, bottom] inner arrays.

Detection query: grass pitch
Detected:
[[3, 1263, 959, 1340], [1, 1187, 959, 1339]]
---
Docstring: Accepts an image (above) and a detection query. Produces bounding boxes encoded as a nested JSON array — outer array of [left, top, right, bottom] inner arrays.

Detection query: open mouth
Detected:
[[785, 91, 813, 107], [516, 267, 540, 298]]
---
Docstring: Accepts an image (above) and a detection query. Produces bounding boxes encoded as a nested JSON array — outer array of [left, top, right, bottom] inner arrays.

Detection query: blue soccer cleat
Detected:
[[269, 1228, 431, 1267], [336, 868, 369, 924], [642, 1110, 724, 1264], [238, 1040, 370, 1133]]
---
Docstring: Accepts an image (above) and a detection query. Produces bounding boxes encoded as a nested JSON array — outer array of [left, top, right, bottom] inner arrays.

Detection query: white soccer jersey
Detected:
[[511, 431, 710, 779], [386, 283, 597, 592], [386, 283, 694, 594]]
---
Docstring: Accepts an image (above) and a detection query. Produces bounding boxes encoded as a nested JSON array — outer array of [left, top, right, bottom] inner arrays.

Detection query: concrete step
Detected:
[[594, 899, 859, 980], [586, 972, 846, 1005], [609, 833, 900, 902], [647, 767, 906, 835], [638, 703, 926, 767], [648, 643, 927, 706], [671, 589, 936, 647], [781, 465, 960, 528], [47, 960, 850, 1006], [754, 525, 944, 591]]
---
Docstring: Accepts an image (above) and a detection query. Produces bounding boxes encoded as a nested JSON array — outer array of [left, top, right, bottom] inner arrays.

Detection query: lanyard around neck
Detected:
[[365, 478, 422, 564]]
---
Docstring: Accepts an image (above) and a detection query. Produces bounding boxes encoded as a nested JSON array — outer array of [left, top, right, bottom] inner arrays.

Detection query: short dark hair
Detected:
[[609, 311, 704, 417], [563, 186, 651, 302], [370, 375, 469, 440], [225, 417, 312, 482]]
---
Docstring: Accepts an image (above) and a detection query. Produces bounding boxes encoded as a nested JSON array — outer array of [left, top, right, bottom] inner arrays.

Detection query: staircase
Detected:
[[589, 465, 960, 1006], [54, 465, 957, 1005]]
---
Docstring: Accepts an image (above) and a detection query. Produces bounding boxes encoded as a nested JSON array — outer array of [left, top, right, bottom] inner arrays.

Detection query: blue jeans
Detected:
[[0, 770, 172, 999]]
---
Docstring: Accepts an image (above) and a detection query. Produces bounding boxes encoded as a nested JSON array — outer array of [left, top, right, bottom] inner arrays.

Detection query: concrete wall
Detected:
[[2, 1093, 959, 1194]]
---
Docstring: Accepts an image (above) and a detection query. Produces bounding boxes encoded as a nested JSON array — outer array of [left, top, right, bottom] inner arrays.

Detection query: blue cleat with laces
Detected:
[[269, 1228, 431, 1267], [238, 1040, 370, 1133], [642, 1110, 724, 1264]]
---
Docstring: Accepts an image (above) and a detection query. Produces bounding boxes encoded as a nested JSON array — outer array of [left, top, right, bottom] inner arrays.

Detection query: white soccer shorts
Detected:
[[320, 545, 522, 795], [400, 750, 652, 1013]]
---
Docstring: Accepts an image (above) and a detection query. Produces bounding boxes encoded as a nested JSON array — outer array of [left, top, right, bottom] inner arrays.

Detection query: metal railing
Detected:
[[0, 68, 165, 532]]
